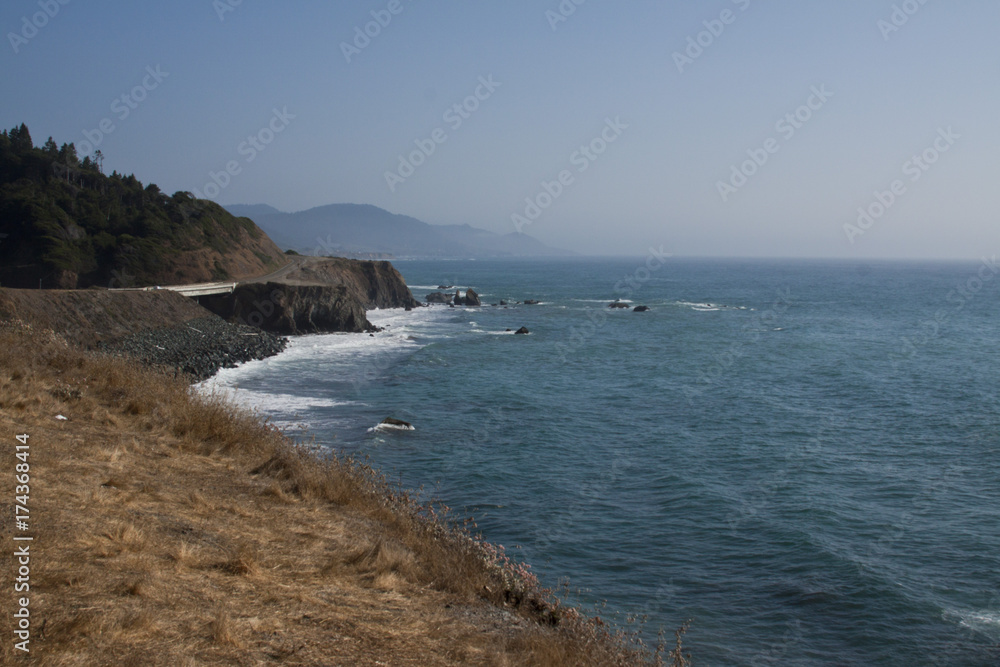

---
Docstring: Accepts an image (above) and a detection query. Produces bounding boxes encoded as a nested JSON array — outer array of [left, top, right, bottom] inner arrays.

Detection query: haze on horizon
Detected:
[[2, 0, 998, 259]]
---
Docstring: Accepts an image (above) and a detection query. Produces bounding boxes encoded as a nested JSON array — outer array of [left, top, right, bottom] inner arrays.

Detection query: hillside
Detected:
[[0, 324, 660, 665], [225, 203, 572, 259], [0, 287, 208, 348], [0, 124, 287, 289]]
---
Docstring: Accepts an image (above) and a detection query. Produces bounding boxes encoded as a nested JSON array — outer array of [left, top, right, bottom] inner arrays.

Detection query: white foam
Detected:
[[675, 301, 748, 312], [572, 299, 633, 304], [368, 422, 416, 433], [677, 301, 726, 312], [235, 389, 356, 411], [952, 609, 1000, 640], [195, 307, 452, 420]]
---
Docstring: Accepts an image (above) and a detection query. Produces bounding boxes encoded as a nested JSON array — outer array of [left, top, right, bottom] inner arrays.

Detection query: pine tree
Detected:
[[9, 123, 33, 152], [58, 142, 78, 165]]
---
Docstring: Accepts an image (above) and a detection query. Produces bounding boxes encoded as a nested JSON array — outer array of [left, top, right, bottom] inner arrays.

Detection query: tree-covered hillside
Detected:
[[0, 124, 286, 289]]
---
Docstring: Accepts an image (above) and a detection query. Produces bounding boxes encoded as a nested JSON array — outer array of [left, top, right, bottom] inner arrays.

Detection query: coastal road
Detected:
[[238, 254, 312, 285], [109, 255, 316, 296], [109, 281, 237, 296]]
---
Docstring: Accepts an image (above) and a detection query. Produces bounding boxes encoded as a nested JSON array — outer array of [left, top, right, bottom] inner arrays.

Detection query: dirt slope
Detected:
[[0, 288, 213, 348]]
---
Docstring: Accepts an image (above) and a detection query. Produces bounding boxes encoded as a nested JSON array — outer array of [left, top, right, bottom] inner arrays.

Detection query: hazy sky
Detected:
[[2, 1, 998, 258]]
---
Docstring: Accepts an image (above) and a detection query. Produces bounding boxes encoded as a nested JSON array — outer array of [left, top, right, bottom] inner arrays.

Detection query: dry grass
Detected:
[[0, 320, 667, 665]]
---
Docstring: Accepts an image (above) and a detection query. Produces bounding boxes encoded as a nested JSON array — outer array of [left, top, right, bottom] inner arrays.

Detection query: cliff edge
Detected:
[[200, 257, 420, 334]]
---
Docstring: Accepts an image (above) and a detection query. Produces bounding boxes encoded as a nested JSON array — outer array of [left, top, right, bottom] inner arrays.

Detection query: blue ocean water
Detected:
[[203, 258, 1000, 666]]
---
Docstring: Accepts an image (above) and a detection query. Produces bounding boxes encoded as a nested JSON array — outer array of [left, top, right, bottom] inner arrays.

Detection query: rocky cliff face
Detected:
[[280, 258, 420, 310], [201, 282, 374, 335], [199, 257, 420, 335]]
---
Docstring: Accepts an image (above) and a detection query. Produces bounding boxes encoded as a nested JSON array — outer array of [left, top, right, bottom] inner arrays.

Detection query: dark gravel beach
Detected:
[[99, 316, 287, 382]]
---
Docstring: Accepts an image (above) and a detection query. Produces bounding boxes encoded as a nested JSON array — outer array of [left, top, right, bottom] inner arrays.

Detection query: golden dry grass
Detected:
[[0, 320, 664, 665]]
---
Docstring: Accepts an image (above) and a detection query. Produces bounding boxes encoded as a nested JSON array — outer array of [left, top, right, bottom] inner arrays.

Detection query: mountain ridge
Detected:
[[223, 202, 572, 259]]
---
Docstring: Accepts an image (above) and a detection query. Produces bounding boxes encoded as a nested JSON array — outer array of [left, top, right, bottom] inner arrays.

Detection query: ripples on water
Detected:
[[202, 259, 1000, 665]]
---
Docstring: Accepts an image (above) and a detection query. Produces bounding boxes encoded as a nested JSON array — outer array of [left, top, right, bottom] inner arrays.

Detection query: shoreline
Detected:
[[0, 317, 664, 665], [99, 315, 289, 383]]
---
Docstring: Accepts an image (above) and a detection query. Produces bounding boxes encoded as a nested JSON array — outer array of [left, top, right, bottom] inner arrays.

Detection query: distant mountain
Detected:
[[221, 203, 571, 259], [224, 204, 284, 219], [0, 124, 286, 289]]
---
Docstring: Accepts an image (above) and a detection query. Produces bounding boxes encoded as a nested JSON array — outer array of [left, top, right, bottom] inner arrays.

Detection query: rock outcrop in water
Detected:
[[426, 292, 452, 304], [454, 288, 481, 307]]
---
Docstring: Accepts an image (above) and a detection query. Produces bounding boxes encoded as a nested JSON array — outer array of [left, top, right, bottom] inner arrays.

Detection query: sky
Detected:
[[2, 0, 999, 258]]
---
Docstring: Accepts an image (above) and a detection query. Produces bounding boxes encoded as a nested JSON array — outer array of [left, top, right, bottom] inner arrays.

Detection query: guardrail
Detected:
[[109, 282, 237, 297]]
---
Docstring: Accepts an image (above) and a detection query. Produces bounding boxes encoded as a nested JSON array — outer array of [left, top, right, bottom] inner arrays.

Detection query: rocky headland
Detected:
[[0, 257, 420, 381]]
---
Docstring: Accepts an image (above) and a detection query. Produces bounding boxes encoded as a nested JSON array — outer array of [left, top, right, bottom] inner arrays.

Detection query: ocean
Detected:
[[200, 257, 1000, 666]]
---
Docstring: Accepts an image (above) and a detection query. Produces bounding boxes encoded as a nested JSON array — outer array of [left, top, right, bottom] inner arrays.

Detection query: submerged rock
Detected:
[[523, 299, 540, 305], [381, 417, 413, 428], [608, 301, 630, 309], [514, 327, 530, 335], [633, 306, 650, 312]]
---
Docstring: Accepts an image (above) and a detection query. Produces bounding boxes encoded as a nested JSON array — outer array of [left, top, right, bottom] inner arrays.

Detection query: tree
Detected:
[[43, 137, 59, 156], [9, 123, 33, 152], [93, 149, 105, 174], [58, 142, 78, 165]]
